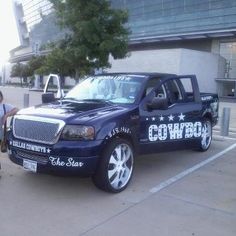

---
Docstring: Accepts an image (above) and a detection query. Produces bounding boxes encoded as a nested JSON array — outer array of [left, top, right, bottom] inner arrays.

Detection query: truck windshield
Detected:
[[65, 75, 144, 104]]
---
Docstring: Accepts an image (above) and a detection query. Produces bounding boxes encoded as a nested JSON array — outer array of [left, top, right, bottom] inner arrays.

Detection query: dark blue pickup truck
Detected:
[[7, 73, 219, 192]]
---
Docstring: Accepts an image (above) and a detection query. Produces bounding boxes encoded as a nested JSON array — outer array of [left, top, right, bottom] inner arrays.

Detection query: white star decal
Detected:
[[168, 114, 174, 121], [159, 115, 164, 121], [178, 113, 185, 121], [47, 148, 51, 154]]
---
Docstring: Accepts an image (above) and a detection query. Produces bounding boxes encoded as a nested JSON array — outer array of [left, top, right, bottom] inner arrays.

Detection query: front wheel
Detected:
[[198, 119, 212, 152], [92, 138, 134, 193]]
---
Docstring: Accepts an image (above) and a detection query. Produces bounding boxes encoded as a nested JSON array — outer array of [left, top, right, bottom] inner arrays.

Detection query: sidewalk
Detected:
[[214, 101, 236, 139], [83, 145, 236, 236], [1, 86, 42, 109]]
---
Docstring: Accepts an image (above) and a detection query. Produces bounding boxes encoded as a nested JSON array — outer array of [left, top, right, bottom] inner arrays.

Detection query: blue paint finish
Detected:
[[7, 73, 219, 176]]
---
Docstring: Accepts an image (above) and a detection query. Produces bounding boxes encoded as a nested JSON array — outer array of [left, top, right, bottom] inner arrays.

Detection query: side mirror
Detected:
[[42, 92, 56, 103], [147, 97, 168, 110]]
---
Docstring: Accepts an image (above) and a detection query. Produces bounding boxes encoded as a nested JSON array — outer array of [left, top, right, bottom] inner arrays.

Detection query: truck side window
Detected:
[[145, 78, 166, 98], [179, 78, 194, 102], [155, 85, 166, 98], [166, 80, 183, 104], [146, 85, 166, 97], [145, 79, 157, 96]]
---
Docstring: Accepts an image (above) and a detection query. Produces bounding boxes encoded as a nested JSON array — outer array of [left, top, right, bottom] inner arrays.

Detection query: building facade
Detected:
[[9, 0, 236, 96], [11, 0, 55, 62]]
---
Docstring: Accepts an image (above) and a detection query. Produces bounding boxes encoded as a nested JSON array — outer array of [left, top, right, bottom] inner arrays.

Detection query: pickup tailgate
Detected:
[[200, 93, 219, 126]]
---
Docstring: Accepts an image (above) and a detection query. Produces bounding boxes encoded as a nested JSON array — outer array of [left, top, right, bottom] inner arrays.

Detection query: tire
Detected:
[[198, 119, 212, 152], [92, 138, 134, 193]]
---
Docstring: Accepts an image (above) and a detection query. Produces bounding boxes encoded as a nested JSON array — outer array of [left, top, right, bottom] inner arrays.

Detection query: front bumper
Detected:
[[8, 138, 103, 176]]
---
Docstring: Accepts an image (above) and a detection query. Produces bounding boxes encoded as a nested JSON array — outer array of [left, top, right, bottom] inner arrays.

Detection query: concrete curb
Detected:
[[213, 134, 236, 141], [213, 126, 236, 133]]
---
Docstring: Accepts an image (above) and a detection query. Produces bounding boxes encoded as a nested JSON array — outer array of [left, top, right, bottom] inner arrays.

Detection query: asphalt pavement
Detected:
[[0, 86, 235, 236]]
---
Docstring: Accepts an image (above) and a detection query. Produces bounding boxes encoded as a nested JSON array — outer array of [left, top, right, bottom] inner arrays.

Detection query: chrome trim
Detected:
[[16, 150, 48, 165], [13, 115, 65, 145]]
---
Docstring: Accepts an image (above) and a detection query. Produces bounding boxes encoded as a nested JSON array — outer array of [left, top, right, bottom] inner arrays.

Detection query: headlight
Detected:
[[61, 125, 95, 140]]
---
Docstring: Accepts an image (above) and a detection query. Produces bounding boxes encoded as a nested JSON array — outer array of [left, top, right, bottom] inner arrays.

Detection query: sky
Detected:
[[0, 0, 20, 66]]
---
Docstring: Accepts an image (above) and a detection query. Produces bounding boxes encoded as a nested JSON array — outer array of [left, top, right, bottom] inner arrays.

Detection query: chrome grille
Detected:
[[13, 115, 65, 144]]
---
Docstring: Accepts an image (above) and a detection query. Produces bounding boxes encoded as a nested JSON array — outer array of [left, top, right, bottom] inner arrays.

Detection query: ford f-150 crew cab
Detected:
[[7, 73, 219, 193]]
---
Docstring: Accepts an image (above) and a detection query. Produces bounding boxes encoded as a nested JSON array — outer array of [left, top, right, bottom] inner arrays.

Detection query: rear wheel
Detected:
[[92, 138, 134, 193], [198, 119, 212, 151]]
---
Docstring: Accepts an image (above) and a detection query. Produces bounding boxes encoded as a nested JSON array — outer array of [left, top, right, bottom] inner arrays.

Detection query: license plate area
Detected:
[[23, 159, 37, 173]]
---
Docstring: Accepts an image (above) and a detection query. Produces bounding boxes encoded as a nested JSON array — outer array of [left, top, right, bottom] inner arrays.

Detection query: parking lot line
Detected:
[[149, 142, 236, 194]]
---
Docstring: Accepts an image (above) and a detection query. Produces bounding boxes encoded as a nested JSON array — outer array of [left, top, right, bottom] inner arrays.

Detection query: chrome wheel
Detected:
[[108, 143, 134, 190], [201, 120, 212, 151], [92, 138, 135, 193]]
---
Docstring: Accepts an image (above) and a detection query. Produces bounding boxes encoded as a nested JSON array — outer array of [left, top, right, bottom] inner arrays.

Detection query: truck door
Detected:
[[139, 76, 202, 154], [42, 74, 65, 103]]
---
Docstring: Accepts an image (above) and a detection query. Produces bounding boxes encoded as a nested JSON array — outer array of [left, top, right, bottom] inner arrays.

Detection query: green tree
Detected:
[[36, 46, 74, 77], [46, 0, 130, 80], [27, 56, 45, 77], [10, 62, 29, 86], [10, 57, 45, 86]]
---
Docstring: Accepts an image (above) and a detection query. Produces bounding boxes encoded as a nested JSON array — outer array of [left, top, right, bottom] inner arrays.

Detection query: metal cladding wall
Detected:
[[18, 0, 236, 46], [29, 13, 66, 47], [15, 0, 236, 46], [10, 0, 234, 82], [111, 0, 236, 40], [18, 0, 53, 31], [108, 48, 226, 93]]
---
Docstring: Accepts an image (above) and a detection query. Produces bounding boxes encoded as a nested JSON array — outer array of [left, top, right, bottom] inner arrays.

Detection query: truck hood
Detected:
[[17, 100, 131, 124]]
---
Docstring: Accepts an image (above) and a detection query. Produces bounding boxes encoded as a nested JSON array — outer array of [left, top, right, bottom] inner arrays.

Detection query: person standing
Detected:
[[0, 90, 18, 170]]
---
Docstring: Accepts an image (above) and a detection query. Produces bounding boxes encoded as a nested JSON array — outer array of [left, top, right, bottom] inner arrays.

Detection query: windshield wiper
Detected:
[[63, 97, 79, 101], [63, 98, 113, 105], [81, 99, 113, 105]]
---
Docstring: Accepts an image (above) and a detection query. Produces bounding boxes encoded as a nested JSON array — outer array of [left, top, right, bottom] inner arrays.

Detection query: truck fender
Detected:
[[202, 110, 213, 122], [97, 124, 136, 155]]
